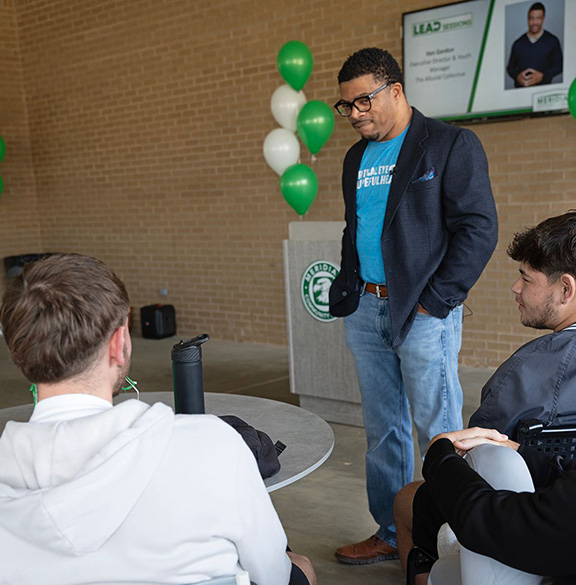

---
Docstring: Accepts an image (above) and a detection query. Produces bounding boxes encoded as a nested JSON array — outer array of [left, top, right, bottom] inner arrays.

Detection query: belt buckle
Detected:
[[375, 284, 382, 298]]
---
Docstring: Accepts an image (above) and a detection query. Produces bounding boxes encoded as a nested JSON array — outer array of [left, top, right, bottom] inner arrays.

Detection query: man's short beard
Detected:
[[521, 293, 559, 330]]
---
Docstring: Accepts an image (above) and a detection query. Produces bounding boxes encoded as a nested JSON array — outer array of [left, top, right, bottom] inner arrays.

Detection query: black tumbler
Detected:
[[171, 333, 210, 414]]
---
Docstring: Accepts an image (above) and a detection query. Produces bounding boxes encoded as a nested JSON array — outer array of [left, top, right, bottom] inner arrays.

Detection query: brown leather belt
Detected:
[[364, 282, 388, 298]]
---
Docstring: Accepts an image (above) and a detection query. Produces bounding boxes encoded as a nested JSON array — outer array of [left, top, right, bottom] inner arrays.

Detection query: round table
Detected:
[[0, 391, 334, 492]]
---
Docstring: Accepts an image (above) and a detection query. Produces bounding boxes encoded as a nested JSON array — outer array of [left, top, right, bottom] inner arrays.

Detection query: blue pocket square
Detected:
[[413, 167, 436, 183]]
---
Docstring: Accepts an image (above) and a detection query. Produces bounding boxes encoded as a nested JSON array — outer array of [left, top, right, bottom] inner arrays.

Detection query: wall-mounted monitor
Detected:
[[402, 0, 574, 123]]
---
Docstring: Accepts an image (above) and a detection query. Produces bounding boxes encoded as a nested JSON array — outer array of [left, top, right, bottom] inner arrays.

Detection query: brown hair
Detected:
[[0, 254, 130, 383]]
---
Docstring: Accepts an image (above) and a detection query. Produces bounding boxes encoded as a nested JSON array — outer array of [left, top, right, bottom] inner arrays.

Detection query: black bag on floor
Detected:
[[219, 415, 285, 479]]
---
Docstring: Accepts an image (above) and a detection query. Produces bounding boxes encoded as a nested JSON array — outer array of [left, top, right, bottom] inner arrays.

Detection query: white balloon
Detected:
[[263, 128, 301, 176], [270, 84, 307, 132]]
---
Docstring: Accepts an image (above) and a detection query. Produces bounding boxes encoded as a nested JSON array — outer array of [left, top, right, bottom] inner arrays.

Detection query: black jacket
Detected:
[[469, 327, 576, 436], [329, 108, 498, 347], [424, 438, 576, 584]]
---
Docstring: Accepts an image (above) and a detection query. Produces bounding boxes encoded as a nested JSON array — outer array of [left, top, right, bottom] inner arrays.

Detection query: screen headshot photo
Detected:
[[505, 0, 564, 90]]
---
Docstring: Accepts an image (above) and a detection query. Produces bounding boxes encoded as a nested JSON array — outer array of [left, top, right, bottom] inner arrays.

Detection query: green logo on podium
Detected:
[[301, 260, 339, 322]]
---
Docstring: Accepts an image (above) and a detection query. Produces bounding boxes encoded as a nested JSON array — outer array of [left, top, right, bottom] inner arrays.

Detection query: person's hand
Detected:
[[516, 70, 529, 86], [523, 68, 543, 86], [287, 551, 317, 585], [453, 435, 520, 455], [427, 427, 512, 456], [517, 68, 543, 87]]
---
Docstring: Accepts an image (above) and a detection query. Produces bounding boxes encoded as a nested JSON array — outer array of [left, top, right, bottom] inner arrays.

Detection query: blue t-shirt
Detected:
[[356, 127, 408, 284]]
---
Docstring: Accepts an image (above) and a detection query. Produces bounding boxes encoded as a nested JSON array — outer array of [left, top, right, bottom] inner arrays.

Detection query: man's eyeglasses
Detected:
[[333, 83, 389, 117]]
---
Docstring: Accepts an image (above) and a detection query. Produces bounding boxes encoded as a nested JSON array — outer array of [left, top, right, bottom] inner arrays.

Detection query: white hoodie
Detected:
[[0, 394, 291, 585]]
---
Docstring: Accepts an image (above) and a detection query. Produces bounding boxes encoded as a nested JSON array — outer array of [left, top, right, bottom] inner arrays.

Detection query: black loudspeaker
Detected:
[[140, 304, 176, 339]]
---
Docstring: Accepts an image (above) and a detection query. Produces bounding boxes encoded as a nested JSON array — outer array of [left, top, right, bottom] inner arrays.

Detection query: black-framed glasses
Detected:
[[333, 83, 389, 117]]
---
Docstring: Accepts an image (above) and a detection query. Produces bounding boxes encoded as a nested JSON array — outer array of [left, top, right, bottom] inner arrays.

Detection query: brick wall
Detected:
[[0, 0, 41, 293], [6, 0, 576, 366]]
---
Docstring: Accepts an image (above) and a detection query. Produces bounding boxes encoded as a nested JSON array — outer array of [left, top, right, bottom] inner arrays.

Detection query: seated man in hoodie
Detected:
[[0, 253, 316, 585]]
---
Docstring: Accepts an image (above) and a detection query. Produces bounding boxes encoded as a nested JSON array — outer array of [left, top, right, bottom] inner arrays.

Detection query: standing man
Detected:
[[329, 48, 498, 564], [507, 2, 563, 88]]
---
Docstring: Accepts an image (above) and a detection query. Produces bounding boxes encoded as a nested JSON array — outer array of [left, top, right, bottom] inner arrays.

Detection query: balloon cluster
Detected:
[[263, 41, 334, 216], [0, 136, 5, 196]]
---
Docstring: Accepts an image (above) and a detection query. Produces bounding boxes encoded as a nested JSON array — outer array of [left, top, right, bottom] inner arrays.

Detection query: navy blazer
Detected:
[[329, 108, 498, 347]]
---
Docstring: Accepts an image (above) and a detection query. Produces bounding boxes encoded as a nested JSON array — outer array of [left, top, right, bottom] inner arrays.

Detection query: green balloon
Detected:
[[277, 41, 313, 91], [280, 164, 318, 215], [569, 78, 576, 120], [0, 136, 5, 164], [297, 100, 335, 155]]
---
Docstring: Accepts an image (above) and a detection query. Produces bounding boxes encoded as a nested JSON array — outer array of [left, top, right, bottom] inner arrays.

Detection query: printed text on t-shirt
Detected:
[[357, 165, 396, 189]]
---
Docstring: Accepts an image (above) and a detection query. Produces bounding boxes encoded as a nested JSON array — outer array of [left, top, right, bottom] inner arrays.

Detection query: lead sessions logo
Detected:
[[301, 261, 339, 322]]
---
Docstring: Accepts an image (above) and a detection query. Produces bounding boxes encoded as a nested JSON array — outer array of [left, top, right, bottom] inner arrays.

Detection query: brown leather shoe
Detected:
[[335, 535, 399, 564]]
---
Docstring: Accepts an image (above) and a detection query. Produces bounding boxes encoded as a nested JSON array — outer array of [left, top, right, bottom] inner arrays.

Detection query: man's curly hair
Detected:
[[338, 47, 404, 88]]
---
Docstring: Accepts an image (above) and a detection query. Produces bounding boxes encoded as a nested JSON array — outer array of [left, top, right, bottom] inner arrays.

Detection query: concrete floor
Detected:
[[0, 333, 495, 585]]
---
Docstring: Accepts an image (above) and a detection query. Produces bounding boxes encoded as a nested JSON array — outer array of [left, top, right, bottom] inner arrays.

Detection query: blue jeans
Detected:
[[344, 292, 463, 548]]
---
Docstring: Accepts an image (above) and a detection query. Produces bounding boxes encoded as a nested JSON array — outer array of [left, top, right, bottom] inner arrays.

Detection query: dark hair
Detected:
[[338, 48, 404, 88], [0, 254, 130, 383], [507, 211, 576, 281], [529, 3, 545, 15]]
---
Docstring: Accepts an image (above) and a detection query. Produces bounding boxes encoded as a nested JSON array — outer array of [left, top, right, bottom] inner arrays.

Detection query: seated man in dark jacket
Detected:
[[395, 211, 576, 581], [469, 211, 576, 437]]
